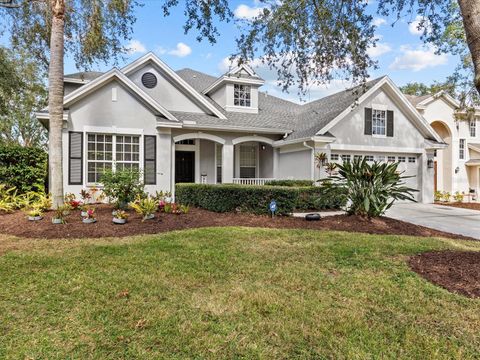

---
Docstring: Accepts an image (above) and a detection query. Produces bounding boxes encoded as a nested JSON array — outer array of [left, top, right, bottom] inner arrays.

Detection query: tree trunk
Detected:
[[458, 0, 480, 94], [48, 0, 65, 208]]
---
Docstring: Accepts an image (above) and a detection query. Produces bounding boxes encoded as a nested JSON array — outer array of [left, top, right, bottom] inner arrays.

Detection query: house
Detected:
[[406, 92, 480, 198], [36, 52, 445, 203]]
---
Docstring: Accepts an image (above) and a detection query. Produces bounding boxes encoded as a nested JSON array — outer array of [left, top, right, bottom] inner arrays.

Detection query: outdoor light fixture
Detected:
[[261, 145, 266, 150], [427, 159, 434, 169], [455, 166, 460, 174]]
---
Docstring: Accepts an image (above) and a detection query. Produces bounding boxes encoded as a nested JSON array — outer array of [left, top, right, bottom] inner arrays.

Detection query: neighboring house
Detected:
[[36, 53, 444, 203], [406, 92, 480, 198]]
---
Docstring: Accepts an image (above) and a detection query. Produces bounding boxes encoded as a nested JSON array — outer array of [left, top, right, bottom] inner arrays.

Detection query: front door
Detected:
[[175, 151, 195, 183]]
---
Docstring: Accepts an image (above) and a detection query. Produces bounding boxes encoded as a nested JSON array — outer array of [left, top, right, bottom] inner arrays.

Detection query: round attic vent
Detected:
[[141, 72, 157, 89]]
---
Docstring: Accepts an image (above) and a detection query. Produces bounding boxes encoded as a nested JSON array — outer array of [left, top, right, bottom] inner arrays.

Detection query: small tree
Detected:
[[320, 157, 417, 217], [100, 168, 144, 209]]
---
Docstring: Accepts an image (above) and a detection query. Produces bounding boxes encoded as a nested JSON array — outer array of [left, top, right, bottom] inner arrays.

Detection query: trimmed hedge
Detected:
[[176, 183, 346, 215], [264, 179, 314, 187], [0, 145, 47, 193]]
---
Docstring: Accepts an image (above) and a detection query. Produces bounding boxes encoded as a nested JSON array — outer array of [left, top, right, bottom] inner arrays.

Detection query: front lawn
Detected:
[[1, 228, 480, 358]]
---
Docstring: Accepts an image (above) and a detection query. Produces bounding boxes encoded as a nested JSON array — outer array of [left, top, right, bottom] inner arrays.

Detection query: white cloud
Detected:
[[126, 40, 146, 55], [168, 42, 192, 57], [372, 18, 387, 27], [234, 4, 264, 20], [367, 42, 392, 58], [408, 15, 431, 36], [389, 45, 448, 72]]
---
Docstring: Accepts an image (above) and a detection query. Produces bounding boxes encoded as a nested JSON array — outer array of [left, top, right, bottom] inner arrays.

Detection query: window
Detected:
[[387, 156, 396, 162], [216, 144, 222, 183], [239, 144, 257, 178], [87, 134, 140, 184], [354, 155, 362, 161], [372, 109, 386, 136], [234, 84, 251, 107], [470, 120, 476, 137], [377, 155, 385, 162], [330, 154, 339, 161], [116, 135, 140, 171], [398, 156, 406, 163], [365, 155, 374, 162], [342, 154, 351, 162], [87, 134, 113, 183], [460, 139, 465, 160], [177, 139, 195, 145], [408, 157, 416, 163]]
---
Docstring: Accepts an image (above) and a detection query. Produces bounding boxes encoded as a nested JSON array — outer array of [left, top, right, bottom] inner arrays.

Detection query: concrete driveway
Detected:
[[386, 203, 480, 240]]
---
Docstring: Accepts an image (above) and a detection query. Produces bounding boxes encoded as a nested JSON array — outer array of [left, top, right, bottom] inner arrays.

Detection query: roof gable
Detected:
[[122, 53, 227, 119], [63, 69, 177, 121]]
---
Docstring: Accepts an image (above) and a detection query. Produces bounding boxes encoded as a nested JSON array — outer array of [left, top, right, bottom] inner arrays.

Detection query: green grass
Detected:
[[1, 228, 480, 359]]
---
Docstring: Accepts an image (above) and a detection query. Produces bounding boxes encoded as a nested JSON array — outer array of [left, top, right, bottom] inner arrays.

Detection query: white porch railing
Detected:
[[232, 178, 275, 186]]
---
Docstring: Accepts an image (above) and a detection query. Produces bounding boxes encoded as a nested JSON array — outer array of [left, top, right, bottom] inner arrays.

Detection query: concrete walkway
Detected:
[[386, 203, 480, 240]]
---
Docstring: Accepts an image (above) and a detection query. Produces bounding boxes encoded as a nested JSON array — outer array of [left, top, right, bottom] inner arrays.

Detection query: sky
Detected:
[[3, 0, 458, 104]]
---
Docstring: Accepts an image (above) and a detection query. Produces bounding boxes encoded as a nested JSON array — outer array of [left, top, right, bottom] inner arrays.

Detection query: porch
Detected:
[[173, 133, 277, 186]]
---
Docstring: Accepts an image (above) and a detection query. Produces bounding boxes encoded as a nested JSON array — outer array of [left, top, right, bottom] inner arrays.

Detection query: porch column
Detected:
[[419, 150, 435, 204], [157, 128, 173, 193], [222, 143, 234, 183]]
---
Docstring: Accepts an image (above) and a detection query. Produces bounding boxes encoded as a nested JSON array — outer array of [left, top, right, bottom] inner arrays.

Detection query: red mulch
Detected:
[[0, 205, 472, 240], [409, 251, 480, 298], [436, 202, 480, 211]]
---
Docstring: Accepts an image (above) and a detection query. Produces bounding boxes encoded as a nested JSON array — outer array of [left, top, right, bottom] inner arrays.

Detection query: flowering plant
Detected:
[[113, 209, 129, 219], [85, 207, 96, 219], [68, 199, 82, 209], [80, 189, 92, 203]]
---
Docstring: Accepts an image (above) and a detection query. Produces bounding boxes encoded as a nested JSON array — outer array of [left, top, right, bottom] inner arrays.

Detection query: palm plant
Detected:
[[320, 157, 417, 217]]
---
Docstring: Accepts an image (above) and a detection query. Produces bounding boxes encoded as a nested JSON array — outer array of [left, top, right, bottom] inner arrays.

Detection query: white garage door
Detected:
[[397, 155, 419, 201]]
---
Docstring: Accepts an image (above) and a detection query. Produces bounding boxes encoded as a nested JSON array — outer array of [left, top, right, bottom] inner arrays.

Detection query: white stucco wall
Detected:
[[278, 147, 312, 180], [128, 63, 206, 114]]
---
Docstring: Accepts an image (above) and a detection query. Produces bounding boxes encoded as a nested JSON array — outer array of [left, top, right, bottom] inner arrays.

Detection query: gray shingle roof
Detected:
[[404, 94, 431, 107], [65, 71, 104, 82], [177, 68, 385, 139]]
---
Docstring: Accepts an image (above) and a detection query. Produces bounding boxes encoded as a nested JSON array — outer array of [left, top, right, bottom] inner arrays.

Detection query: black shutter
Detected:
[[68, 132, 83, 185], [144, 135, 156, 185], [387, 110, 394, 137], [364, 107, 372, 135]]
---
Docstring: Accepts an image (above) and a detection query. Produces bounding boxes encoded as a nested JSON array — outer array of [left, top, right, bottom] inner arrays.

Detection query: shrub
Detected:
[[130, 196, 157, 219], [441, 191, 451, 202], [320, 158, 417, 217], [0, 145, 47, 194], [264, 179, 314, 187], [175, 183, 345, 215], [453, 191, 464, 203], [434, 190, 442, 202], [101, 169, 144, 209]]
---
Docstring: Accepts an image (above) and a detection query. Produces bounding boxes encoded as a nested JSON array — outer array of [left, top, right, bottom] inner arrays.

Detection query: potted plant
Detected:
[[82, 207, 97, 223], [26, 207, 43, 221], [52, 204, 69, 224], [130, 197, 157, 221], [112, 209, 129, 224], [164, 191, 173, 204], [80, 189, 91, 204], [80, 204, 88, 217]]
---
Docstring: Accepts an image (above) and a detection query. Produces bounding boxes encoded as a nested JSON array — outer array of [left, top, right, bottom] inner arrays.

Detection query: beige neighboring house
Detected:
[[36, 52, 445, 203], [406, 92, 480, 199]]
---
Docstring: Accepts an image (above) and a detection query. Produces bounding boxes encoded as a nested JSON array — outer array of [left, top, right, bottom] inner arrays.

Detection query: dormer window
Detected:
[[234, 84, 251, 107]]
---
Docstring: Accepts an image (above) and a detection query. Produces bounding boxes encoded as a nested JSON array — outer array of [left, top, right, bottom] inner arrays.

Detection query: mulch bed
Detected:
[[409, 251, 480, 298], [436, 202, 480, 211], [0, 205, 472, 240]]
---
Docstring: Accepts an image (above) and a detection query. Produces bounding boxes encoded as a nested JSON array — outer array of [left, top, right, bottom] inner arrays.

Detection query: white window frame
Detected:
[[372, 109, 387, 136], [408, 156, 416, 163], [365, 155, 374, 162], [470, 119, 476, 137], [330, 153, 339, 161], [233, 84, 252, 107], [398, 156, 406, 163], [387, 156, 396, 162], [86, 133, 141, 186], [459, 139, 466, 160], [341, 154, 351, 162]]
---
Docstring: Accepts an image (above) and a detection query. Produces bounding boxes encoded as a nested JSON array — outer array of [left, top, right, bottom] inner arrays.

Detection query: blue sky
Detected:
[[6, 0, 459, 103]]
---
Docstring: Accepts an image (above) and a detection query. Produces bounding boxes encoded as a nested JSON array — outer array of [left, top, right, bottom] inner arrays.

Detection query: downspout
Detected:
[[303, 141, 315, 181]]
